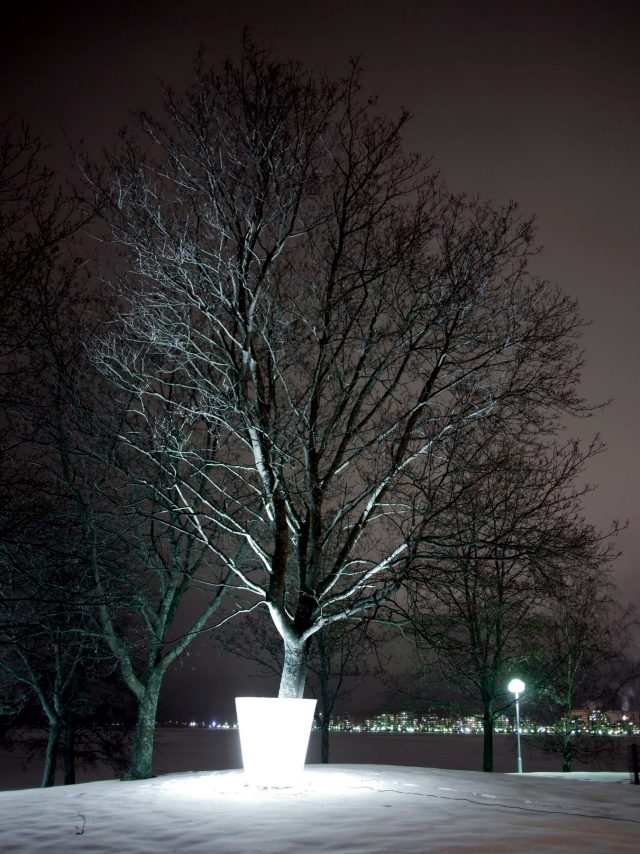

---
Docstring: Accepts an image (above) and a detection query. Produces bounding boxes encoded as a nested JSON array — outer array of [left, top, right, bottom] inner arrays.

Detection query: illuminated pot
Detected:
[[235, 697, 316, 787]]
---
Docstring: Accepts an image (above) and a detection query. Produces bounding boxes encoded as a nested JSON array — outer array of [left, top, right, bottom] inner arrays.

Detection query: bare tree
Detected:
[[93, 485, 235, 780], [0, 512, 115, 787], [0, 117, 244, 784], [0, 144, 237, 782], [524, 574, 638, 771], [390, 427, 617, 771], [0, 117, 88, 576], [4, 336, 235, 782], [0, 117, 85, 412], [14, 673, 136, 786], [0, 120, 110, 786], [39, 320, 241, 781], [84, 39, 589, 699], [310, 621, 380, 763]]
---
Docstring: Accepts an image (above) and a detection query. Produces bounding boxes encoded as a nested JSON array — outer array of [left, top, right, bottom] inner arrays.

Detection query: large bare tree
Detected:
[[84, 40, 589, 699]]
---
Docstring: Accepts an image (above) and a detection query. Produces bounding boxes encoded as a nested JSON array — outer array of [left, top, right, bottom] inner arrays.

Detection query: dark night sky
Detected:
[[2, 0, 639, 719]]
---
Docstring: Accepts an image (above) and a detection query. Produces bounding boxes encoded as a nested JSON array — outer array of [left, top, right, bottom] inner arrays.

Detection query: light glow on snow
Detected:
[[2, 765, 637, 854], [235, 697, 316, 787], [157, 768, 376, 801]]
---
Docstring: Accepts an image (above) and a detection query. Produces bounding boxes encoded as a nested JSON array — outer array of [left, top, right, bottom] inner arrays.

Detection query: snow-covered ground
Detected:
[[0, 765, 638, 853]]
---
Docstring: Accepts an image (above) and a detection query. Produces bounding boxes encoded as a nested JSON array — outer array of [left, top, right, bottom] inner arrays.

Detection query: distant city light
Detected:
[[160, 707, 640, 737]]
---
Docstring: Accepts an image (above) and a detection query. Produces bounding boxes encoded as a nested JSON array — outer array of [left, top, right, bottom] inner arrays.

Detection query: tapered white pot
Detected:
[[235, 697, 316, 787]]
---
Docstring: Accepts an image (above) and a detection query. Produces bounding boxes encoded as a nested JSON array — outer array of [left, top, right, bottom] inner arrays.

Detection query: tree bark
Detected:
[[278, 639, 308, 699], [482, 703, 494, 772], [63, 719, 76, 785], [562, 728, 572, 772], [42, 720, 60, 787], [320, 718, 330, 763], [125, 681, 161, 780]]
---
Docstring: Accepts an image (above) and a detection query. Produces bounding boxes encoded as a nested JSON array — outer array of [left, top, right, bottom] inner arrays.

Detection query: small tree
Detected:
[[311, 621, 378, 762], [391, 427, 617, 771], [0, 513, 118, 786], [46, 369, 239, 781], [93, 488, 234, 780], [14, 673, 136, 785], [525, 573, 637, 771]]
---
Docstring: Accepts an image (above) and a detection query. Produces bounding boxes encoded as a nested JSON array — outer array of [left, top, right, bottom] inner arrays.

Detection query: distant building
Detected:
[[572, 708, 640, 734]]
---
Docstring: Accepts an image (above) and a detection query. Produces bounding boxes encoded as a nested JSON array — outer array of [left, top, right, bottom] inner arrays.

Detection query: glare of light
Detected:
[[158, 767, 381, 801], [508, 678, 525, 695], [235, 697, 316, 787]]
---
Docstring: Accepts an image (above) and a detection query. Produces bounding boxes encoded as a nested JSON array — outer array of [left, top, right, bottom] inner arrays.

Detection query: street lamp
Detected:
[[508, 678, 525, 773]]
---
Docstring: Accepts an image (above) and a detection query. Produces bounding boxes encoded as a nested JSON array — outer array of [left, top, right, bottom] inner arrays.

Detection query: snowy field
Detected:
[[0, 764, 638, 853]]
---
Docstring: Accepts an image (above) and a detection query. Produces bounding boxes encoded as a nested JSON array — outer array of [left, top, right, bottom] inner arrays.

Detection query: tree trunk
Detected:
[[42, 720, 60, 787], [278, 639, 308, 699], [482, 703, 494, 772], [63, 719, 76, 785], [318, 633, 331, 764], [125, 681, 161, 780], [561, 728, 572, 772], [320, 717, 330, 763]]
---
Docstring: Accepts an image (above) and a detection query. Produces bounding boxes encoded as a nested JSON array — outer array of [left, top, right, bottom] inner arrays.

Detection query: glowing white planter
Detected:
[[235, 697, 316, 787]]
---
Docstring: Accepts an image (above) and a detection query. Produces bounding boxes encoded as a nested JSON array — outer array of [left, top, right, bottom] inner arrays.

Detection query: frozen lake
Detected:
[[0, 729, 635, 790]]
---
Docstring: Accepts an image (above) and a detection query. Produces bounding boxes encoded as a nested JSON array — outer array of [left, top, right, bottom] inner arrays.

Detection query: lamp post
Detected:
[[508, 678, 525, 773]]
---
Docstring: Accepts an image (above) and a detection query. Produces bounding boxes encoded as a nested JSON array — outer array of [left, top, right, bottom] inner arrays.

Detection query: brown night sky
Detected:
[[2, 0, 639, 718]]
